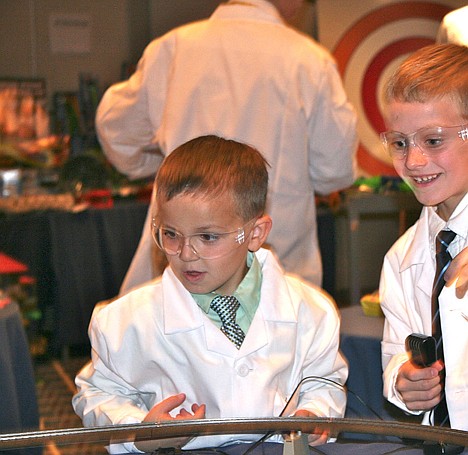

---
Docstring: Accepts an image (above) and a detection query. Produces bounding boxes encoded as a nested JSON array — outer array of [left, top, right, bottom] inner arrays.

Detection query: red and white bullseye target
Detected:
[[332, 1, 452, 176]]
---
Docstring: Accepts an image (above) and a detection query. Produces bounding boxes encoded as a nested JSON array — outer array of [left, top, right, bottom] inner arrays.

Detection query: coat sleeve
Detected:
[[380, 247, 422, 416], [293, 282, 348, 419], [95, 38, 171, 180], [300, 52, 358, 195], [72, 310, 148, 453]]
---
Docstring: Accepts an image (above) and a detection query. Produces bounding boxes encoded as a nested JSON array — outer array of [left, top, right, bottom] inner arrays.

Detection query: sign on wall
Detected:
[[49, 13, 92, 55], [317, 0, 466, 176]]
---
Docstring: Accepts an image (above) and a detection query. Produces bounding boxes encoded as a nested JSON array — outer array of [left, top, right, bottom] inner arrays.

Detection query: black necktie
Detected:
[[431, 229, 456, 427], [210, 295, 245, 349]]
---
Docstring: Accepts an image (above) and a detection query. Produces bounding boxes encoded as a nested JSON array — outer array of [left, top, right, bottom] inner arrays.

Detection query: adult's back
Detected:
[[96, 0, 358, 292], [436, 6, 468, 46]]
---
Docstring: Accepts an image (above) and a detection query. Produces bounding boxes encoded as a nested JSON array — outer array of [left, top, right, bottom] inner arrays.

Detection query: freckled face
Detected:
[[385, 98, 468, 220], [156, 192, 252, 296]]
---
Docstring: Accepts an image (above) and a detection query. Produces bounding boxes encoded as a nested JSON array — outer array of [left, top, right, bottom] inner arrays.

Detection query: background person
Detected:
[[436, 6, 468, 46], [96, 0, 358, 293]]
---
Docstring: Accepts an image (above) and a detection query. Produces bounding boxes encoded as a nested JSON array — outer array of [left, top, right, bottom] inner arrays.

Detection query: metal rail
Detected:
[[1, 417, 467, 449]]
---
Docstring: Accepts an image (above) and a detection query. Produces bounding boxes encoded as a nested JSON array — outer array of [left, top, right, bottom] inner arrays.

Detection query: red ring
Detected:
[[330, 1, 451, 175], [362, 37, 434, 134]]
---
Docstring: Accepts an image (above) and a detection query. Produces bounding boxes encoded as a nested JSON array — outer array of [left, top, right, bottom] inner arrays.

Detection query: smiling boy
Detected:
[[72, 135, 347, 454], [379, 44, 468, 431]]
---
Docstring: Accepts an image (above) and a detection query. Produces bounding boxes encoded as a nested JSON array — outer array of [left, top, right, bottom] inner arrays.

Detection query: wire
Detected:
[[182, 375, 386, 455], [241, 375, 385, 455], [243, 374, 388, 455], [381, 443, 424, 454], [346, 388, 384, 421]]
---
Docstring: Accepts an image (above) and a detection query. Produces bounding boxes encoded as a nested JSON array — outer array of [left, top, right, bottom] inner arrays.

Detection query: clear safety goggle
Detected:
[[380, 125, 468, 160], [151, 218, 256, 259]]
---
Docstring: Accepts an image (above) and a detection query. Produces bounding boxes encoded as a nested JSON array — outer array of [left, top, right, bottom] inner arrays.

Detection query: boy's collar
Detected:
[[191, 251, 261, 315], [443, 192, 468, 240]]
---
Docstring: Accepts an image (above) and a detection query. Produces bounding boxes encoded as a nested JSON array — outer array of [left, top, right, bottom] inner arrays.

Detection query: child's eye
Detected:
[[424, 136, 444, 148], [162, 229, 178, 240], [198, 233, 220, 242], [391, 138, 407, 150]]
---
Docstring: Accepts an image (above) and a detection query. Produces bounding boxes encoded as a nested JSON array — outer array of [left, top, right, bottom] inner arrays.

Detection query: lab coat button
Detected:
[[237, 364, 250, 377]]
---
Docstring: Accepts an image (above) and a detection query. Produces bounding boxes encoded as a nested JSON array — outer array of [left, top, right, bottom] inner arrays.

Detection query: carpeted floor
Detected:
[[34, 357, 108, 455]]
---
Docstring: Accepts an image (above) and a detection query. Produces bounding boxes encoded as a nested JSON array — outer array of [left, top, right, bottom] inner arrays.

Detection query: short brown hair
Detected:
[[154, 135, 269, 221], [383, 44, 468, 120]]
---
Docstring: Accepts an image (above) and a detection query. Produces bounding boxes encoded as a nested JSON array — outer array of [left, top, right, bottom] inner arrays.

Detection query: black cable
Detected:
[[241, 375, 386, 455], [176, 375, 387, 455], [382, 444, 424, 454], [346, 388, 384, 420]]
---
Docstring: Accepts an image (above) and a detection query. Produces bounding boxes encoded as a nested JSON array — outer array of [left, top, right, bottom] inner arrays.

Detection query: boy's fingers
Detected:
[[192, 403, 206, 418], [161, 393, 186, 409], [445, 255, 468, 298], [445, 273, 468, 298], [455, 279, 468, 299], [153, 393, 186, 417]]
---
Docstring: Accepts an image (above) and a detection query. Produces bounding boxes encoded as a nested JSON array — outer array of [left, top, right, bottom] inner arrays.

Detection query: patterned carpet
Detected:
[[34, 357, 108, 455]]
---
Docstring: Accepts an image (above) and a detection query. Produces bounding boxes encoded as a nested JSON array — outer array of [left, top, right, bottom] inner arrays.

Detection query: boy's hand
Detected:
[[395, 360, 444, 411], [143, 393, 205, 422], [291, 409, 329, 446], [135, 393, 206, 452], [445, 247, 468, 298]]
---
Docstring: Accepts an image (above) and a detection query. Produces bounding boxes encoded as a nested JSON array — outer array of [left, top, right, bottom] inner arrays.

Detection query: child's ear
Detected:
[[248, 215, 272, 252]]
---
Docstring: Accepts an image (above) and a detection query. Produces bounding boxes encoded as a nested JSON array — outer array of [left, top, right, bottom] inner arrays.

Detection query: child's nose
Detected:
[[405, 143, 428, 168], [178, 240, 199, 262]]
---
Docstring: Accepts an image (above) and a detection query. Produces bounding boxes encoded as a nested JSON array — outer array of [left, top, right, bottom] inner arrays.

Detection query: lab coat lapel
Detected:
[[204, 294, 271, 357], [400, 212, 433, 299], [204, 318, 255, 356], [206, 249, 297, 357], [161, 265, 268, 356], [161, 249, 296, 357], [162, 267, 204, 333], [417, 255, 435, 299], [238, 249, 297, 355]]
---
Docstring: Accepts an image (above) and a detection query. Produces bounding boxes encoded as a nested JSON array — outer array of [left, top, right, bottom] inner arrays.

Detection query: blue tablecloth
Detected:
[[0, 302, 41, 455], [0, 202, 336, 355], [340, 306, 388, 420], [0, 200, 148, 353], [339, 306, 421, 440]]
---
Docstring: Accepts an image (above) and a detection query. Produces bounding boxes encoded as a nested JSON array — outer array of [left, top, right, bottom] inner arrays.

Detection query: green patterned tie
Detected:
[[210, 295, 245, 349]]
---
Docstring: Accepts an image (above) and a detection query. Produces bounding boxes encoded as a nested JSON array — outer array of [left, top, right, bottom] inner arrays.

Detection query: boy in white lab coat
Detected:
[[73, 135, 347, 454], [379, 44, 468, 432]]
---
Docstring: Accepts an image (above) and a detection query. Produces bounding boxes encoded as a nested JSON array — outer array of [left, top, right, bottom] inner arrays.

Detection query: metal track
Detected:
[[1, 417, 467, 449]]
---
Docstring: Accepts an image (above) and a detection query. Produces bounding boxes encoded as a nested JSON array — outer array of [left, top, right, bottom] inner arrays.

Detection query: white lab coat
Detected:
[[436, 6, 468, 46], [73, 249, 348, 453], [96, 0, 357, 291], [380, 195, 468, 430]]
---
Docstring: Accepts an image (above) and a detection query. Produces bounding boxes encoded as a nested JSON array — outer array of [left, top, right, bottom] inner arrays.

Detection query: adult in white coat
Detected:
[[379, 44, 468, 431], [96, 0, 357, 292], [437, 6, 468, 46]]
